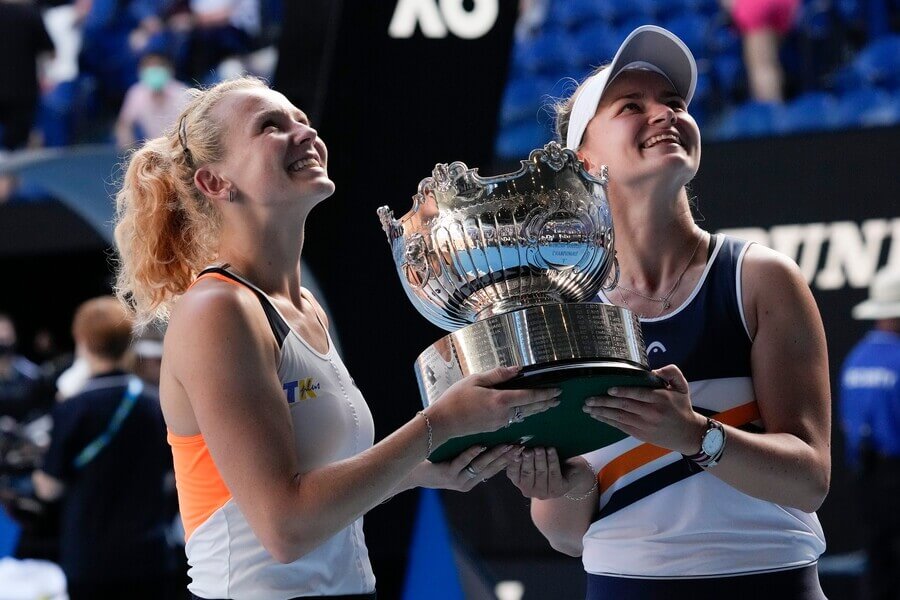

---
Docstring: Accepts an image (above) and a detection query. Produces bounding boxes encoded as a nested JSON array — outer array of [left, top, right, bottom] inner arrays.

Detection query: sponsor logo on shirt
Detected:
[[647, 341, 667, 355], [843, 367, 897, 389], [283, 378, 321, 404]]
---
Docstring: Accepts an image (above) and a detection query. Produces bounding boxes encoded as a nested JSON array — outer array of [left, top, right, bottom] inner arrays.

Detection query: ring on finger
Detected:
[[513, 406, 524, 424], [464, 465, 479, 478]]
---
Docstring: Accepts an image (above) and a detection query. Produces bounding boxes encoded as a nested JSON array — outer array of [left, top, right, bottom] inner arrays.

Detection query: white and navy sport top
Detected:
[[582, 234, 826, 578], [168, 267, 376, 600]]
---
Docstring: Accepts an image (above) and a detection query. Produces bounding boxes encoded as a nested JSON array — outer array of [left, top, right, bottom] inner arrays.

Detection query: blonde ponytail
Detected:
[[114, 76, 266, 327]]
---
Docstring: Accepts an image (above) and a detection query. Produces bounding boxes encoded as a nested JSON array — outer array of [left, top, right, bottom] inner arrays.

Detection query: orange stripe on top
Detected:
[[165, 271, 240, 541], [189, 271, 243, 289], [597, 401, 762, 496], [168, 431, 233, 541]]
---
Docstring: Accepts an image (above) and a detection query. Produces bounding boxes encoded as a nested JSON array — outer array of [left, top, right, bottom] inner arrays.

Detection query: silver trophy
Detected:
[[378, 142, 660, 461]]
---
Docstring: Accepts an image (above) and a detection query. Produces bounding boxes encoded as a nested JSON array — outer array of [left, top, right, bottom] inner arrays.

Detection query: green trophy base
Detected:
[[428, 365, 665, 463]]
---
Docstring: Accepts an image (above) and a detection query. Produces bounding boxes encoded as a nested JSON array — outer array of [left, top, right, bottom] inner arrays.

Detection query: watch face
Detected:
[[702, 427, 725, 456]]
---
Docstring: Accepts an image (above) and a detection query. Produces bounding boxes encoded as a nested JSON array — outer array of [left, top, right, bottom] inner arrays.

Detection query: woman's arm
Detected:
[[714, 244, 831, 510], [165, 284, 560, 563], [509, 449, 597, 556], [584, 244, 831, 512]]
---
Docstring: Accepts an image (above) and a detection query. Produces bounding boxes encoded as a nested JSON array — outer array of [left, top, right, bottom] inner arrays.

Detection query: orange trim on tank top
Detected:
[[166, 271, 240, 541], [596, 401, 762, 495], [168, 429, 233, 541], [189, 271, 243, 289]]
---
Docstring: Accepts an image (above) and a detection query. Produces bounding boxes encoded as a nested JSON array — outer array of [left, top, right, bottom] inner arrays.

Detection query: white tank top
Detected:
[[582, 236, 826, 578], [169, 267, 376, 599]]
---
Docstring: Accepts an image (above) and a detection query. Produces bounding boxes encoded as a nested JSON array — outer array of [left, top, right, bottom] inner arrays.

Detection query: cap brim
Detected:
[[851, 299, 900, 320], [564, 25, 699, 150], [606, 25, 697, 106]]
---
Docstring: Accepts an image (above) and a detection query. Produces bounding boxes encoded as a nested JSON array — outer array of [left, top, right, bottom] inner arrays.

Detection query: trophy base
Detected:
[[413, 302, 661, 462], [427, 362, 664, 462]]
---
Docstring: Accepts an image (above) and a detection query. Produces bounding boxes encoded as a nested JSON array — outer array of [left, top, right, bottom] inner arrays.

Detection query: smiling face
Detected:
[[578, 70, 701, 191], [211, 87, 335, 209]]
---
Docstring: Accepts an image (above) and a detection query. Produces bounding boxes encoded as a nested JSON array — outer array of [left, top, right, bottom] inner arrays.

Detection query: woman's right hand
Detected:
[[426, 366, 561, 442], [507, 447, 595, 500]]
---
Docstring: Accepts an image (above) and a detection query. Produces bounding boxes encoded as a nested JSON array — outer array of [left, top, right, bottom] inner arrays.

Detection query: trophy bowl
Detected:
[[378, 142, 662, 461]]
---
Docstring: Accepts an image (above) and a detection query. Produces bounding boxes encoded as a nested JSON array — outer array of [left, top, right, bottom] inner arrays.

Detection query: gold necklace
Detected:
[[616, 232, 706, 316]]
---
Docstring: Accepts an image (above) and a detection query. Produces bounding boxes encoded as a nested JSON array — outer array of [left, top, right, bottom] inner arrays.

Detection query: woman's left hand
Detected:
[[583, 364, 706, 455], [410, 444, 524, 492]]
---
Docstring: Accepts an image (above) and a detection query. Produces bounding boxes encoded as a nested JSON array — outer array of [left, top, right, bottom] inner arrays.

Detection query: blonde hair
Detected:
[[114, 76, 266, 328]]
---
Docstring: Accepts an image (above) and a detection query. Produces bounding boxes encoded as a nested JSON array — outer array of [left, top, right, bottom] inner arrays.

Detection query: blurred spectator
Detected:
[[181, 0, 261, 81], [31, 297, 174, 599], [0, 314, 42, 421], [54, 357, 91, 402], [0, 0, 55, 151], [721, 0, 799, 101], [31, 329, 71, 380], [840, 267, 900, 600], [75, 0, 161, 106], [127, 323, 164, 388], [114, 50, 189, 149]]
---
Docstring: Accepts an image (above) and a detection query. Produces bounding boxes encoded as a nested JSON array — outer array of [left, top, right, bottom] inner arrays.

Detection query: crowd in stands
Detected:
[[498, 0, 900, 159], [3, 0, 899, 193], [0, 0, 282, 204]]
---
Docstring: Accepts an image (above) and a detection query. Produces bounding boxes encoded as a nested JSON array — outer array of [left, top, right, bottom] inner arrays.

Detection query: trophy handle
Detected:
[[601, 254, 620, 292]]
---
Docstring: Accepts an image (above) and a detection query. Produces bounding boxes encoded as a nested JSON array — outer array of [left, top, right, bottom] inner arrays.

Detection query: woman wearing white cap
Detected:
[[506, 26, 831, 598]]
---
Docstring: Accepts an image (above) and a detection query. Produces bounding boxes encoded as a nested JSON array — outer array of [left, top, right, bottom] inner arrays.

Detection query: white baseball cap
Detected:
[[852, 268, 900, 320], [565, 25, 698, 151]]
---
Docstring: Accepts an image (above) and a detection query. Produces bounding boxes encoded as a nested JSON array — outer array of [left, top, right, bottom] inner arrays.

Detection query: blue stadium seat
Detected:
[[499, 78, 548, 125], [830, 62, 868, 94], [834, 88, 894, 127], [710, 101, 787, 139], [712, 52, 745, 97], [512, 28, 571, 75], [834, 0, 864, 23], [796, 0, 833, 40], [780, 92, 841, 132], [693, 71, 713, 105], [857, 94, 900, 127], [663, 14, 712, 58], [691, 0, 721, 15], [547, 0, 604, 31], [709, 23, 741, 56], [570, 22, 622, 71], [495, 122, 553, 160], [690, 100, 709, 127], [651, 0, 719, 20], [853, 36, 900, 89], [597, 0, 649, 25], [615, 17, 656, 45]]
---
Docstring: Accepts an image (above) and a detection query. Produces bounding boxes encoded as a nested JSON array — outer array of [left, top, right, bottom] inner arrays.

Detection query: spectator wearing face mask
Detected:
[[114, 49, 190, 150]]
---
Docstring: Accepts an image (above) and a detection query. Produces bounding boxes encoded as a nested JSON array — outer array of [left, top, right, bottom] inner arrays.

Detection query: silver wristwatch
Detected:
[[685, 418, 727, 468]]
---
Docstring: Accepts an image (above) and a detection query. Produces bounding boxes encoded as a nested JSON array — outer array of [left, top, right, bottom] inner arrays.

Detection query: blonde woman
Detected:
[[114, 77, 559, 600], [507, 27, 830, 598]]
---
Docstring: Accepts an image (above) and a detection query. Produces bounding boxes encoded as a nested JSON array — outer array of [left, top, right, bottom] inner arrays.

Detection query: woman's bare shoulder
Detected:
[[166, 278, 270, 363]]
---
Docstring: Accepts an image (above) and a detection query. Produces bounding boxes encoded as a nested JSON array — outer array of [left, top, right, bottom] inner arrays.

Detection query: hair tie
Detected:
[[178, 115, 193, 166]]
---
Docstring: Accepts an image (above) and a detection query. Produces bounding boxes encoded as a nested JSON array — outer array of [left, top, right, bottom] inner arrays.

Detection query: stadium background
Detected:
[[1, 1, 899, 597]]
